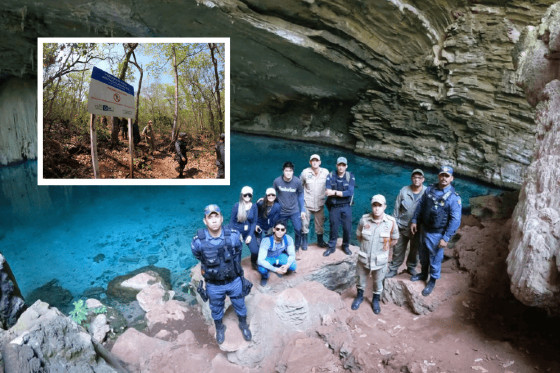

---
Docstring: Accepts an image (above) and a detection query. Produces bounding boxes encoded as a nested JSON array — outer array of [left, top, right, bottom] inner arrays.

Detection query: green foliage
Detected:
[[92, 305, 107, 314], [69, 299, 88, 325]]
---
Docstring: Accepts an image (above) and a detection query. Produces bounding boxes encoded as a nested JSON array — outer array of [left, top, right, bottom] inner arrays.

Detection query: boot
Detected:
[[372, 294, 381, 314], [422, 278, 436, 296], [342, 246, 352, 255], [215, 319, 226, 344], [351, 289, 364, 310], [385, 269, 398, 279], [323, 248, 335, 257], [238, 316, 252, 341], [411, 269, 428, 282], [317, 234, 329, 248], [301, 234, 308, 251]]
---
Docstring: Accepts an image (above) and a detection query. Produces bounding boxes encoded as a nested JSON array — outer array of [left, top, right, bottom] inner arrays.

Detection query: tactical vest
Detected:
[[421, 185, 456, 231], [267, 235, 289, 258], [197, 228, 242, 283], [327, 171, 353, 206]]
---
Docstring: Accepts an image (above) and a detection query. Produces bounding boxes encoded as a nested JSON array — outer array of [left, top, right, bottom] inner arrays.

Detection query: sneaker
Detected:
[[385, 269, 398, 279], [260, 278, 268, 286]]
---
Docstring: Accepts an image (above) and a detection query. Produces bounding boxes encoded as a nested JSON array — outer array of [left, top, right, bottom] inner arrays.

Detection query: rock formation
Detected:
[[507, 3, 560, 315], [0, 0, 554, 188], [0, 254, 26, 329], [0, 300, 125, 372]]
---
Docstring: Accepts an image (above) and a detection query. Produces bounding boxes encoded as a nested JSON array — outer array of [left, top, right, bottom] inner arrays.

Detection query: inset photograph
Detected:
[[38, 38, 229, 185]]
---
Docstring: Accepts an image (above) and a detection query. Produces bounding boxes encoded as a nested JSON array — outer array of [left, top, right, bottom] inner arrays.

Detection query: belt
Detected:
[[425, 228, 444, 234], [331, 203, 350, 208], [206, 277, 237, 285]]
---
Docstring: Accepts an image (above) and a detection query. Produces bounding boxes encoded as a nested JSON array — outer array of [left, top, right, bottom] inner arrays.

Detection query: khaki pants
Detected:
[[302, 207, 325, 235], [356, 262, 386, 295]]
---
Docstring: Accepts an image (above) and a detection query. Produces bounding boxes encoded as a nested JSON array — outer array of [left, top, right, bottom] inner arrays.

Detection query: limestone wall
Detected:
[[0, 78, 37, 166]]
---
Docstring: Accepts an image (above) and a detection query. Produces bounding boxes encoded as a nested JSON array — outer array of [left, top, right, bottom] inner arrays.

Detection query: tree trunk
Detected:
[[111, 43, 138, 147], [171, 45, 179, 142], [208, 43, 223, 134]]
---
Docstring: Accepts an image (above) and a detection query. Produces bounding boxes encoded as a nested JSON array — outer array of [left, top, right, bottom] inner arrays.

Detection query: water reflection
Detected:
[[0, 133, 504, 299]]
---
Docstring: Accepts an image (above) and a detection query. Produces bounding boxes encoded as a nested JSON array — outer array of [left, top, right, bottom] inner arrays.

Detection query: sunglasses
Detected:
[[243, 193, 253, 198], [274, 227, 286, 232], [267, 194, 276, 197]]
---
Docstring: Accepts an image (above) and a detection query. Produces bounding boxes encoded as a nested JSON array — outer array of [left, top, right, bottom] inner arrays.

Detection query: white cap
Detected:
[[370, 194, 386, 205], [266, 187, 276, 196], [241, 186, 253, 195], [310, 154, 321, 161]]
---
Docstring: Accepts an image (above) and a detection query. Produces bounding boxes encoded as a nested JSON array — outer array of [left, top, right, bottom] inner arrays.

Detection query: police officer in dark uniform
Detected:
[[410, 165, 462, 296], [216, 133, 225, 179], [175, 132, 188, 178], [191, 204, 252, 344], [323, 157, 356, 257]]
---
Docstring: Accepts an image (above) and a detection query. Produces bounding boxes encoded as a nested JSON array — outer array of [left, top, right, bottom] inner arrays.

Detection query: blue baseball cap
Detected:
[[438, 165, 454, 176], [204, 204, 221, 217], [337, 157, 348, 165]]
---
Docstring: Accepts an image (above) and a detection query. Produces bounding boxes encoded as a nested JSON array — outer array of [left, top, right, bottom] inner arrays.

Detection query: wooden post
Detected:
[[90, 113, 99, 179], [128, 118, 134, 178]]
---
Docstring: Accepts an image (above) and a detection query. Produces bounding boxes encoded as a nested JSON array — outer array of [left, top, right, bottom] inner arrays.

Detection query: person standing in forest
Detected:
[[142, 120, 155, 155], [216, 133, 225, 179], [175, 132, 189, 178]]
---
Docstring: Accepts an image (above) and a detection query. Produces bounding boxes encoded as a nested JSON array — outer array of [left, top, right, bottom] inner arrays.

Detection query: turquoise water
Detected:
[[0, 133, 503, 301]]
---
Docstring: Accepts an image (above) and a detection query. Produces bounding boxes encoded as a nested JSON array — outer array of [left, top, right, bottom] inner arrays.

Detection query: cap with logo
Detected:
[[204, 204, 221, 217], [370, 194, 386, 205], [336, 156, 348, 165], [438, 165, 454, 176]]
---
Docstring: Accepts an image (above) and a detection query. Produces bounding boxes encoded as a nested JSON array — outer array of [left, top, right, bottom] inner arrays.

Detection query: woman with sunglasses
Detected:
[[229, 186, 259, 267], [255, 187, 282, 246]]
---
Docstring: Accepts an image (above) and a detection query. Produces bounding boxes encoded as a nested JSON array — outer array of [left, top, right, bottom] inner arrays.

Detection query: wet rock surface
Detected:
[[0, 254, 26, 330]]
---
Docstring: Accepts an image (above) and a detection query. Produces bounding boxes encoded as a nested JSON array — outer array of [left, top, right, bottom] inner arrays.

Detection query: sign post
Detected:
[[87, 67, 135, 178]]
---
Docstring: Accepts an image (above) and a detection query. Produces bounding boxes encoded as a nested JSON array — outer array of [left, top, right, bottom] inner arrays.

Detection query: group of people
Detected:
[[191, 156, 462, 344]]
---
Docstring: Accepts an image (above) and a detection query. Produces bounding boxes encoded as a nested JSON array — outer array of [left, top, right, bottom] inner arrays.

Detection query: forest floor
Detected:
[[42, 121, 219, 179]]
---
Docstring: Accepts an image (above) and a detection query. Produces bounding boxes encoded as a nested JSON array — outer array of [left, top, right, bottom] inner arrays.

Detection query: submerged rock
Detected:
[[106, 265, 171, 303], [26, 278, 73, 313]]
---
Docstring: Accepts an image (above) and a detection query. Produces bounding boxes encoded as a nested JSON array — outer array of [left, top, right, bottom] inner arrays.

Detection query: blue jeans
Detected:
[[257, 253, 297, 279], [419, 231, 445, 279], [280, 212, 302, 250], [206, 277, 247, 320], [328, 204, 352, 249]]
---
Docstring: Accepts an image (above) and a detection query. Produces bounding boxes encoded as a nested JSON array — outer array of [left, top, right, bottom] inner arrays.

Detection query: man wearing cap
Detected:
[[300, 154, 330, 249], [323, 157, 356, 257], [175, 132, 189, 178], [410, 165, 462, 296], [142, 120, 155, 155], [191, 204, 252, 344], [273, 161, 306, 258], [385, 169, 427, 278], [257, 221, 297, 286], [352, 194, 399, 314]]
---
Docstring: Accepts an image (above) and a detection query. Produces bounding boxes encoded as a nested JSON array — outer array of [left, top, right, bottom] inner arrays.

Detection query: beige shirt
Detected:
[[356, 213, 399, 270], [300, 167, 329, 211]]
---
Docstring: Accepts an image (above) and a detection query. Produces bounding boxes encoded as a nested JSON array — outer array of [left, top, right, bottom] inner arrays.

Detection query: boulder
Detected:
[[0, 253, 26, 329], [383, 272, 467, 315], [469, 191, 518, 220], [136, 283, 188, 329], [106, 266, 171, 303], [508, 3, 560, 315], [0, 300, 124, 372]]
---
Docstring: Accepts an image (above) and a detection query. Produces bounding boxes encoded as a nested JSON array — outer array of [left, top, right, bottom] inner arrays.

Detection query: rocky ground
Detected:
[[2, 197, 560, 372], [42, 121, 218, 179]]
